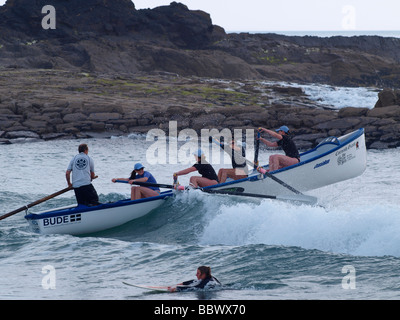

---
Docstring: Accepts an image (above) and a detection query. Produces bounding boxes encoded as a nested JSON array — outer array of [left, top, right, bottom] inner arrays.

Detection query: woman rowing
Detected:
[[258, 125, 300, 171], [173, 149, 219, 188], [112, 162, 160, 200]]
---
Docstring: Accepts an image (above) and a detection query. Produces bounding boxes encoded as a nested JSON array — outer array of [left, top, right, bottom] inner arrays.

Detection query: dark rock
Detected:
[[270, 86, 304, 95], [0, 138, 11, 144], [294, 140, 313, 150], [63, 113, 87, 123], [338, 107, 369, 118], [191, 113, 226, 131], [293, 133, 328, 143], [41, 132, 68, 140], [369, 141, 390, 149], [367, 105, 400, 119], [88, 112, 121, 121], [314, 118, 361, 130], [5, 130, 40, 139], [374, 88, 400, 108]]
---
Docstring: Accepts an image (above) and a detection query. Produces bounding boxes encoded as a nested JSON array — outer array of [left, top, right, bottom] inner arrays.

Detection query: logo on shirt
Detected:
[[75, 157, 88, 170]]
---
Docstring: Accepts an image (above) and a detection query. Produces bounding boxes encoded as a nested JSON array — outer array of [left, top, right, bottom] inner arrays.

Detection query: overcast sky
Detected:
[[1, 0, 399, 32]]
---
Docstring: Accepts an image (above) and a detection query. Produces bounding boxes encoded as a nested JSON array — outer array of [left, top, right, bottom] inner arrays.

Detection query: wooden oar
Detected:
[[209, 136, 304, 195], [115, 180, 185, 190], [201, 188, 318, 206], [0, 186, 72, 221], [0, 175, 99, 221]]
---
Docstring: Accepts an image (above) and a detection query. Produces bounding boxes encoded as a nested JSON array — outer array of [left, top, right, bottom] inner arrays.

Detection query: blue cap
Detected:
[[134, 163, 145, 170], [193, 149, 204, 157], [276, 125, 289, 133]]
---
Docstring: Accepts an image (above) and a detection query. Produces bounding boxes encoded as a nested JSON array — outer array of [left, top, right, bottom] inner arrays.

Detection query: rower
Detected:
[[258, 125, 300, 171], [173, 149, 219, 188], [112, 163, 160, 200]]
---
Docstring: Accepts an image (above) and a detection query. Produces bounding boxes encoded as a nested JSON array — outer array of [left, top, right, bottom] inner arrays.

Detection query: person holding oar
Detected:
[[173, 149, 219, 188], [0, 143, 99, 221], [258, 125, 300, 172], [66, 143, 99, 206], [112, 163, 160, 200]]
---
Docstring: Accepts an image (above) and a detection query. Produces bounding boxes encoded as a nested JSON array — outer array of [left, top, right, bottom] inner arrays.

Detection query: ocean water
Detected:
[[2, 131, 400, 301]]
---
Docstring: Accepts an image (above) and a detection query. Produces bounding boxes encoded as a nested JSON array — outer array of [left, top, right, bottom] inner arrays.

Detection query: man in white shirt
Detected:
[[66, 143, 99, 206]]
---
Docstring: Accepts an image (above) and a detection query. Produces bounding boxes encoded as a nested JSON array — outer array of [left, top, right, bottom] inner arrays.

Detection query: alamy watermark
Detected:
[[342, 5, 356, 30], [145, 121, 256, 166], [41, 5, 56, 30], [342, 265, 356, 289], [42, 265, 56, 290]]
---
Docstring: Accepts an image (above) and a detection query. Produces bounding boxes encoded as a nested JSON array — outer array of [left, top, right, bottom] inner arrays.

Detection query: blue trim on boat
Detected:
[[25, 190, 174, 220]]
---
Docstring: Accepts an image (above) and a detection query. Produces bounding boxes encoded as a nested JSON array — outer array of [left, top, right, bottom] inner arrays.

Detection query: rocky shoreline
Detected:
[[1, 69, 400, 150], [1, 1, 400, 150]]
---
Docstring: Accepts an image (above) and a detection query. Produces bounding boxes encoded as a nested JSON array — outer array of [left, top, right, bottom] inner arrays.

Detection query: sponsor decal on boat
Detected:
[[335, 141, 358, 166], [314, 159, 330, 169], [43, 214, 81, 227], [337, 152, 356, 166], [335, 141, 357, 157]]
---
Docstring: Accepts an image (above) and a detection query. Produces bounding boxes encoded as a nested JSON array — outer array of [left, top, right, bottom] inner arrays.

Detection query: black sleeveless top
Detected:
[[193, 161, 218, 182], [277, 135, 300, 160]]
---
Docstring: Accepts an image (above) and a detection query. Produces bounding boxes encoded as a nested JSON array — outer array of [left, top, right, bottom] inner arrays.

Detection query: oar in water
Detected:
[[0, 186, 72, 221], [201, 188, 318, 206], [115, 180, 186, 190]]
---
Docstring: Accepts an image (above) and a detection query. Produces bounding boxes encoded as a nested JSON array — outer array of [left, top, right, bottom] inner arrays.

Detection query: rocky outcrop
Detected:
[[211, 33, 400, 87], [1, 1, 400, 149], [1, 1, 400, 87], [0, 69, 398, 149], [0, 0, 221, 48], [0, 1, 232, 76]]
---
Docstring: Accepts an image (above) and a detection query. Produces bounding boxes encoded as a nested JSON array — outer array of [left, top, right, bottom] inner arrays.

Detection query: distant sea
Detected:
[[228, 30, 400, 38]]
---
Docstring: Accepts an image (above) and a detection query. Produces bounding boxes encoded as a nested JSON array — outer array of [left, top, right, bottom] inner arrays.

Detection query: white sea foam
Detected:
[[199, 200, 400, 257], [199, 149, 400, 257], [298, 83, 380, 109], [262, 80, 380, 109]]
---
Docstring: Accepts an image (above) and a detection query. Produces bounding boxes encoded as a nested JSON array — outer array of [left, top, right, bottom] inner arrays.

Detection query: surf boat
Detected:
[[207, 128, 367, 197], [25, 191, 173, 236]]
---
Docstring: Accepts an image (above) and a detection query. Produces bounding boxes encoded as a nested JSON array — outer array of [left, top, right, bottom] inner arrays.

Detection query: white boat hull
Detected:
[[209, 128, 367, 196], [25, 191, 173, 235]]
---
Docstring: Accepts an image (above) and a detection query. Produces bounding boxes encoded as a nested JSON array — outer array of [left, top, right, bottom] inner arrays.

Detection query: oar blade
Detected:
[[275, 194, 318, 206], [202, 188, 318, 206]]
